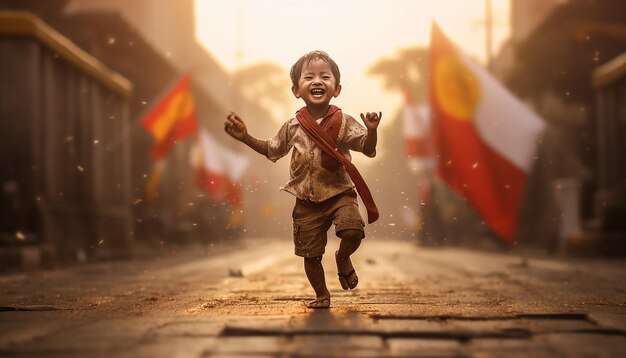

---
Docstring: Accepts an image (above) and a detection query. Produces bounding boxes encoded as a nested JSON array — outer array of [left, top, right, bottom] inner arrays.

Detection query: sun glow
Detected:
[[195, 0, 510, 124]]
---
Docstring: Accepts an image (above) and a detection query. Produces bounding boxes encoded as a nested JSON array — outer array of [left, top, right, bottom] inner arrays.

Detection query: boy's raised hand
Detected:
[[225, 112, 247, 141], [360, 112, 383, 130]]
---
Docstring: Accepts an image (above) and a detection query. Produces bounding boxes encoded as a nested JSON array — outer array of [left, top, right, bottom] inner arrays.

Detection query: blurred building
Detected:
[[491, 0, 565, 79], [0, 0, 290, 270], [590, 52, 626, 251], [510, 0, 567, 42], [502, 0, 626, 253], [0, 11, 133, 268]]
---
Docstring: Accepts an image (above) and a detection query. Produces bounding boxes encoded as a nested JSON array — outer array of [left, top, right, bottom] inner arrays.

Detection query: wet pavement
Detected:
[[1, 237, 625, 357]]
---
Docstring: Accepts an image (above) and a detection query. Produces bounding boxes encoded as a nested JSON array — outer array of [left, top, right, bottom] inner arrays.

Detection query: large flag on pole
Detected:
[[429, 22, 545, 243], [194, 129, 249, 206], [141, 74, 198, 160]]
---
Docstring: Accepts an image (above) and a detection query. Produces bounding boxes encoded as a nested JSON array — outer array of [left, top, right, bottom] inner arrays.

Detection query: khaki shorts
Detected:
[[292, 190, 365, 258]]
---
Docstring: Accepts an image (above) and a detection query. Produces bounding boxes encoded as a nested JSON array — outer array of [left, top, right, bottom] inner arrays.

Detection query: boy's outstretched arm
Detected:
[[225, 112, 269, 157], [360, 112, 382, 157]]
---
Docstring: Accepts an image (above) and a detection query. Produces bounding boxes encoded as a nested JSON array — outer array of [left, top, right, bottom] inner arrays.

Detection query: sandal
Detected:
[[338, 269, 358, 290], [307, 297, 331, 309], [336, 251, 359, 290]]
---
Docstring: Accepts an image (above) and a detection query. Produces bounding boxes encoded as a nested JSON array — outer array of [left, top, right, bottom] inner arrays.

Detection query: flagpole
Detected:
[[234, 0, 244, 110], [485, 0, 493, 72]]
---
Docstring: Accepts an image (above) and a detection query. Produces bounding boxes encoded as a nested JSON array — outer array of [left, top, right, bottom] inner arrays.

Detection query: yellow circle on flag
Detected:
[[434, 55, 481, 120]]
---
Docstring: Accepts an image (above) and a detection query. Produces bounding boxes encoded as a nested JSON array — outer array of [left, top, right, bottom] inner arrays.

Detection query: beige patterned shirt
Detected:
[[267, 113, 374, 202]]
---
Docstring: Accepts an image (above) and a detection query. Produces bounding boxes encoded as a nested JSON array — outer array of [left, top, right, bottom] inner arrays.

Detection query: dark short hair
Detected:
[[289, 50, 341, 89]]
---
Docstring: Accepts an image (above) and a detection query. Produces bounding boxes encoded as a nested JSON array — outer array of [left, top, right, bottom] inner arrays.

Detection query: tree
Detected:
[[232, 62, 292, 121], [368, 47, 429, 105]]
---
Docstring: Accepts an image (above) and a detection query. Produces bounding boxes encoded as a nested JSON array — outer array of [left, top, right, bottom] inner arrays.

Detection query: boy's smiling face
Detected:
[[292, 59, 341, 115]]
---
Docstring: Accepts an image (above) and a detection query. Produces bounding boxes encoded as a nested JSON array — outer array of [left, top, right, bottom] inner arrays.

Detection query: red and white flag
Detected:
[[429, 23, 545, 243], [193, 129, 249, 206], [403, 103, 435, 173], [402, 96, 436, 206]]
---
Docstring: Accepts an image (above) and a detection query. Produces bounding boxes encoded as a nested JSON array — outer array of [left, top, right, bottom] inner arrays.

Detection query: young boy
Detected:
[[224, 50, 381, 309]]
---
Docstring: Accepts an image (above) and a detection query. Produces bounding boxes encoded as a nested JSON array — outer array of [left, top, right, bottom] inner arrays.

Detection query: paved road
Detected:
[[1, 237, 625, 357]]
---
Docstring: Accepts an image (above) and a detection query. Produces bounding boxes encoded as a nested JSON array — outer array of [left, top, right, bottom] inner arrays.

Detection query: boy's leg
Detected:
[[336, 229, 363, 290], [304, 256, 331, 308], [337, 229, 363, 257], [292, 198, 332, 307], [331, 190, 365, 290]]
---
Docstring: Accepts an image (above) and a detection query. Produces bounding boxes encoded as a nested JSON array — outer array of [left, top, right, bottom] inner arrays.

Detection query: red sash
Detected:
[[295, 106, 379, 224], [318, 106, 342, 171]]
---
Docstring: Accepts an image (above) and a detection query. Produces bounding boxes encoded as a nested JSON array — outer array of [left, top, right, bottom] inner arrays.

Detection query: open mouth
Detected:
[[311, 88, 325, 97]]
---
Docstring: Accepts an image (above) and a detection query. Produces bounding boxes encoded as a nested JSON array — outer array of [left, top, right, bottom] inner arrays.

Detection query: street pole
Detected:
[[485, 0, 493, 72], [234, 0, 244, 110]]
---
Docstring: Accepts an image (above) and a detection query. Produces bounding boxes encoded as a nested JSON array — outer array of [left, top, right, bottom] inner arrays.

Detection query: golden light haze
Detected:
[[195, 0, 511, 124]]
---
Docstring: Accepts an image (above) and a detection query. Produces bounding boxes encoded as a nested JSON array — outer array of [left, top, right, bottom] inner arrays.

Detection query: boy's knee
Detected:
[[304, 256, 323, 264], [338, 229, 363, 242]]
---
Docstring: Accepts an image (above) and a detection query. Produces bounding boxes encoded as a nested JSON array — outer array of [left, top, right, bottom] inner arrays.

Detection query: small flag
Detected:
[[141, 74, 198, 160], [429, 22, 545, 243], [194, 129, 249, 206], [403, 102, 436, 174], [401, 89, 435, 206]]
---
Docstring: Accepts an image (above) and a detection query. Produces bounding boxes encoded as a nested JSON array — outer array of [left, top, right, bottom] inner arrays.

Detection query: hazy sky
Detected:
[[195, 0, 511, 124]]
